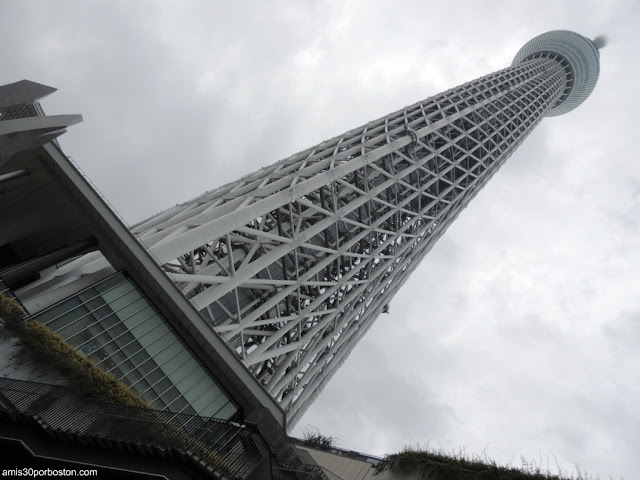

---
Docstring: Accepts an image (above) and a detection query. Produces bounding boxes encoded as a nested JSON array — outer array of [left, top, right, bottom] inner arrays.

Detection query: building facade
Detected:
[[0, 30, 603, 439]]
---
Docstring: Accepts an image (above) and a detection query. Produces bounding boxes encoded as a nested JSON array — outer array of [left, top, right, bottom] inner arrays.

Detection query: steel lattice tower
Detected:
[[64, 31, 604, 427]]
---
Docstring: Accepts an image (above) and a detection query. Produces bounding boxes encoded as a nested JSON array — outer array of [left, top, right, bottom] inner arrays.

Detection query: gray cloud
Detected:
[[1, 1, 638, 478]]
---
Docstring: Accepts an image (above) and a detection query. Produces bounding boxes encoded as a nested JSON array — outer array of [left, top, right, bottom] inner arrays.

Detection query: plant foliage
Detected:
[[302, 426, 338, 450], [374, 446, 607, 480]]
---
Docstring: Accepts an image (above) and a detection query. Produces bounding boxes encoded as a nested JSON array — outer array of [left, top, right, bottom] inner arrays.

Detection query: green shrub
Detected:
[[302, 426, 338, 450], [374, 446, 603, 480], [0, 293, 27, 325]]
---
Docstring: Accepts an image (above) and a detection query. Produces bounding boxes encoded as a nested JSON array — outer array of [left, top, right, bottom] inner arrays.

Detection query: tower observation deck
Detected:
[[8, 30, 603, 430]]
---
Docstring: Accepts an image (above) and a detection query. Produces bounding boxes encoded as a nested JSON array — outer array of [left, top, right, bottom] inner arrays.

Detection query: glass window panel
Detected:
[[94, 272, 127, 293], [104, 322, 129, 344], [179, 374, 220, 413], [171, 397, 194, 415], [130, 313, 172, 355], [213, 402, 238, 421], [165, 356, 199, 384], [148, 377, 176, 401], [31, 272, 238, 420], [174, 368, 206, 398], [158, 341, 188, 368], [148, 396, 166, 410], [38, 295, 82, 328], [197, 388, 229, 418], [46, 304, 89, 336]]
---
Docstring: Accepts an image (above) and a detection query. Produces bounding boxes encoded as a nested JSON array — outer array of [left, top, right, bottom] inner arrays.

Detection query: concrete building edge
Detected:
[[39, 141, 288, 431]]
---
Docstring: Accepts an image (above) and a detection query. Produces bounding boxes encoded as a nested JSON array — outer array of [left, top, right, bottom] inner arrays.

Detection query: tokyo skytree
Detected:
[[22, 30, 603, 429]]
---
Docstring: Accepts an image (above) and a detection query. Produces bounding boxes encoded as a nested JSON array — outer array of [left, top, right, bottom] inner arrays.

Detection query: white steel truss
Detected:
[[128, 56, 569, 426]]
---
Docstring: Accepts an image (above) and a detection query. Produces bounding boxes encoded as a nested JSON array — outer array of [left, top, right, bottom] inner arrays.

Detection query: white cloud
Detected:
[[1, 1, 638, 478]]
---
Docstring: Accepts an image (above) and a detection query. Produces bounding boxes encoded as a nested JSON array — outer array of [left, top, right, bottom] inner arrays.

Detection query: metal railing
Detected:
[[0, 377, 263, 478], [0, 377, 341, 480]]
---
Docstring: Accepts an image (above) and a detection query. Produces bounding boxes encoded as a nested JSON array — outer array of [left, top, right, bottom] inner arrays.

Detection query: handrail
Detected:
[[0, 377, 341, 480]]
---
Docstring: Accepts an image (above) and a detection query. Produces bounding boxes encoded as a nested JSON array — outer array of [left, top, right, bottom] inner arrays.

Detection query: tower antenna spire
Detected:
[[593, 34, 609, 49]]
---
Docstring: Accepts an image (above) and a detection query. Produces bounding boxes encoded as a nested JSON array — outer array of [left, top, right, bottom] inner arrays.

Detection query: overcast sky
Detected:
[[2, 1, 638, 478]]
